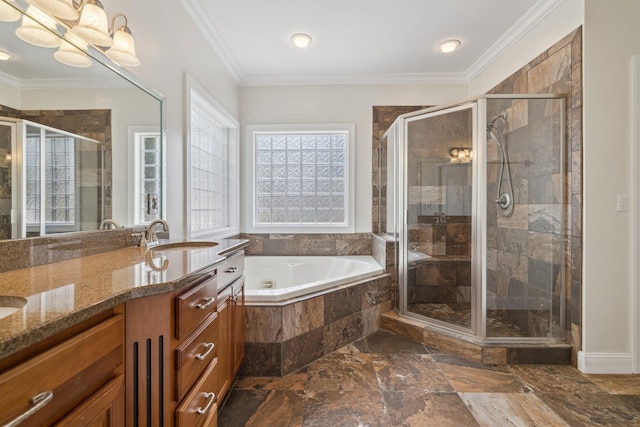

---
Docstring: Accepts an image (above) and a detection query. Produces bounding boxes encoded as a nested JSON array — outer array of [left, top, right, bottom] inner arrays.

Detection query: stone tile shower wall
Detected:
[[487, 28, 582, 362], [372, 28, 582, 363], [484, 96, 565, 339]]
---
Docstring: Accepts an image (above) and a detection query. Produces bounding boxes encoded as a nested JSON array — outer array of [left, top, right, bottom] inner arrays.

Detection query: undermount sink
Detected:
[[151, 241, 219, 252], [0, 296, 27, 320]]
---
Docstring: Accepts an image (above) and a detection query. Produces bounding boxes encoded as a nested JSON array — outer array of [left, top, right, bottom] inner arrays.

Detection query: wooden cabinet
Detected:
[[55, 375, 125, 427], [0, 311, 124, 427], [230, 278, 245, 377]]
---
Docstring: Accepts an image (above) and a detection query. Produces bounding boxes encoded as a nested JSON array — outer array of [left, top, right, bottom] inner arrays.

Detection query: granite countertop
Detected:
[[0, 238, 248, 359]]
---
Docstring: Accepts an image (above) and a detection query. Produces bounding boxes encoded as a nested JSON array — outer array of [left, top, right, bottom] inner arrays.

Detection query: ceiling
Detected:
[[178, 0, 561, 86]]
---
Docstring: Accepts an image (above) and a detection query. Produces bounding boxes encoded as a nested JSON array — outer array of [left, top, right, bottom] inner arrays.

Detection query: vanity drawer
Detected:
[[176, 273, 217, 340], [175, 314, 219, 401], [0, 315, 123, 426], [176, 357, 220, 427], [219, 250, 244, 290]]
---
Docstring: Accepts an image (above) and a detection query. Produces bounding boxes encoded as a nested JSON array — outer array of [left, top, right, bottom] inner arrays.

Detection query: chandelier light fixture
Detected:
[[0, 0, 21, 22], [8, 0, 140, 67]]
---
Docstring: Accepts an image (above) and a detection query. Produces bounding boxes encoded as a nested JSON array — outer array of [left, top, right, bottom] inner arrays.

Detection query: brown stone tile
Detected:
[[423, 328, 482, 362], [434, 355, 526, 393], [302, 389, 389, 427], [539, 393, 640, 426], [306, 353, 378, 393], [240, 342, 282, 377], [380, 312, 424, 343], [459, 393, 569, 426], [383, 391, 479, 427], [324, 285, 364, 323], [365, 330, 428, 354], [282, 296, 323, 341], [281, 327, 324, 375], [508, 365, 603, 394], [234, 373, 308, 391], [372, 353, 453, 392], [323, 312, 364, 354], [586, 374, 640, 395], [245, 305, 283, 343], [220, 390, 304, 427]]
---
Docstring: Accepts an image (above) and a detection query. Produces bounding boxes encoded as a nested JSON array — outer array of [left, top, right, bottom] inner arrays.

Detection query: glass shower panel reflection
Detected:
[[0, 122, 13, 239], [483, 97, 565, 339], [405, 106, 475, 331]]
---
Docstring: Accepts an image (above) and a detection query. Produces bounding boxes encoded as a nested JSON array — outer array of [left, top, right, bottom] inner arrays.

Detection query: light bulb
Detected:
[[291, 33, 312, 48], [438, 39, 461, 53]]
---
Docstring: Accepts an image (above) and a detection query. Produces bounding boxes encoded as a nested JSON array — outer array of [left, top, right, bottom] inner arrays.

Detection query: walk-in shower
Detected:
[[381, 94, 566, 343], [0, 118, 104, 239]]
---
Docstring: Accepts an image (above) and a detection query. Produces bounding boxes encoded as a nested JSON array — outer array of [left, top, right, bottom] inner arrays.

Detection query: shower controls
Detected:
[[495, 193, 512, 210]]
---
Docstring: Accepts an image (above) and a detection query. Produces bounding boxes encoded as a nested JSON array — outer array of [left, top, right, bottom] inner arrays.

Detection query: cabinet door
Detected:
[[231, 279, 245, 376], [55, 375, 124, 427], [216, 292, 232, 401]]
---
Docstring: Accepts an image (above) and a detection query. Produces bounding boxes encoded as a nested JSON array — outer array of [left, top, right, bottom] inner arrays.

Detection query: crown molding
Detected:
[[242, 72, 469, 87], [178, 0, 564, 87], [176, 0, 244, 84], [0, 71, 20, 89], [464, 0, 564, 82]]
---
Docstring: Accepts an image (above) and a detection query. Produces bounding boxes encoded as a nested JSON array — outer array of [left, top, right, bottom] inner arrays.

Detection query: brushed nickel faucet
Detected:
[[145, 219, 169, 246], [99, 219, 122, 229]]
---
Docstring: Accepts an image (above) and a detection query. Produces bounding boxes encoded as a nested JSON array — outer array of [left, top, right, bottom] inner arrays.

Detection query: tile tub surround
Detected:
[[0, 238, 248, 358], [241, 274, 393, 376], [221, 330, 640, 427], [239, 232, 373, 256]]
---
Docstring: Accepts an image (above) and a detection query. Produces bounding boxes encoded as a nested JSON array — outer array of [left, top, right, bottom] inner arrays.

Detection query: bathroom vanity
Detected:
[[0, 238, 247, 426]]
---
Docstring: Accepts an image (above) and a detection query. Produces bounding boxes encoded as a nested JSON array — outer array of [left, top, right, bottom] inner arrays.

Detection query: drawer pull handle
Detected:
[[195, 297, 215, 310], [196, 392, 216, 415], [4, 391, 53, 427], [230, 294, 238, 302], [224, 267, 238, 273], [196, 342, 215, 360]]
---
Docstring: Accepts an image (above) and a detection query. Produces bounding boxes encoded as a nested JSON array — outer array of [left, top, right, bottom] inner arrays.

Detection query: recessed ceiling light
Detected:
[[438, 39, 461, 53], [0, 50, 13, 61], [291, 33, 312, 48]]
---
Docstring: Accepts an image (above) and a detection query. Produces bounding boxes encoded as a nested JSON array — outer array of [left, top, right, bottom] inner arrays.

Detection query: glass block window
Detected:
[[190, 93, 228, 235], [186, 74, 239, 239], [26, 134, 75, 225], [135, 132, 162, 224], [252, 129, 351, 227]]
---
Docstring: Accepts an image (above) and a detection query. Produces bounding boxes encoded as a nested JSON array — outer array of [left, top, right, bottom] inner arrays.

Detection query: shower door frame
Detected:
[[399, 102, 480, 336], [395, 94, 567, 345]]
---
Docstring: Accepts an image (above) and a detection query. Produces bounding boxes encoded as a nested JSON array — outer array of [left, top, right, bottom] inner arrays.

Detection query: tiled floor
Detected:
[[218, 330, 640, 426]]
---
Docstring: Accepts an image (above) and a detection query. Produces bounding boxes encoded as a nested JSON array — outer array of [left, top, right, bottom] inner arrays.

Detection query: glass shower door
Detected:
[[403, 104, 477, 332]]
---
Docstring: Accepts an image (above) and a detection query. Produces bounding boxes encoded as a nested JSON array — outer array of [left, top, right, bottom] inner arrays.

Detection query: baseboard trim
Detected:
[[577, 351, 633, 374]]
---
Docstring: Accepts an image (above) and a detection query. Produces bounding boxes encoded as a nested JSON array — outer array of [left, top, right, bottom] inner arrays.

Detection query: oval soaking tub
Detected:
[[244, 256, 384, 302]]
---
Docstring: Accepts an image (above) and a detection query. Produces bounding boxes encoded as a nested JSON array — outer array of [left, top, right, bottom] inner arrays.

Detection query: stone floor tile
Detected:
[[306, 353, 378, 392], [586, 374, 640, 394], [383, 391, 479, 426], [303, 389, 389, 427], [434, 354, 527, 392], [365, 330, 429, 354], [459, 392, 570, 426], [371, 353, 453, 392], [539, 393, 640, 426], [508, 364, 604, 393]]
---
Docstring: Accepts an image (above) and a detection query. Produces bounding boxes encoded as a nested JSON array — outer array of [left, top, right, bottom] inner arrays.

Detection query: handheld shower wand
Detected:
[[487, 113, 514, 217]]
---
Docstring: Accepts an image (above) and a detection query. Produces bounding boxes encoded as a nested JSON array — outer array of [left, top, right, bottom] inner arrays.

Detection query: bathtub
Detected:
[[244, 255, 384, 302]]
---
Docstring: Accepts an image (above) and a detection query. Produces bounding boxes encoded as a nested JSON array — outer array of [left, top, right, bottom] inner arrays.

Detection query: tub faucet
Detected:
[[145, 219, 169, 246], [99, 219, 122, 230]]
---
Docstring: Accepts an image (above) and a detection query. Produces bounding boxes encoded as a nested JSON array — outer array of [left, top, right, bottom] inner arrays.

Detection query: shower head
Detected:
[[487, 113, 507, 131]]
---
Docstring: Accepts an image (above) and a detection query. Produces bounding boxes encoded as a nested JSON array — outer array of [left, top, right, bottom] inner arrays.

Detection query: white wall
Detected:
[[239, 83, 468, 232], [579, 0, 640, 373], [103, 0, 240, 239], [468, 0, 583, 96]]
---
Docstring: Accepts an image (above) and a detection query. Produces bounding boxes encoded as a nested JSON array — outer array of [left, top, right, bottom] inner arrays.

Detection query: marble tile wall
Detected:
[[486, 28, 582, 360], [239, 233, 373, 256], [242, 274, 393, 376]]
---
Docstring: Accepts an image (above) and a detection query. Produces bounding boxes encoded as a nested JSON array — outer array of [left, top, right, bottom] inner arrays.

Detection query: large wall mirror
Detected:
[[0, 0, 164, 240]]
